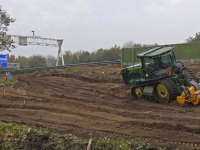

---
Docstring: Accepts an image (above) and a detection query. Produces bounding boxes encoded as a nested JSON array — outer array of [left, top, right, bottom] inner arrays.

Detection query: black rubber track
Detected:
[[155, 78, 179, 103], [182, 68, 197, 82]]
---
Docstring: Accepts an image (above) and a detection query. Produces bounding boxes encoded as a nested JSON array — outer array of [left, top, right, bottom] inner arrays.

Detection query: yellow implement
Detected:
[[177, 82, 200, 105]]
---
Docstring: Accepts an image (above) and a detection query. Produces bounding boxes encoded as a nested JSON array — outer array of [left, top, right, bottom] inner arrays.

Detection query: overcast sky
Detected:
[[1, 0, 200, 57]]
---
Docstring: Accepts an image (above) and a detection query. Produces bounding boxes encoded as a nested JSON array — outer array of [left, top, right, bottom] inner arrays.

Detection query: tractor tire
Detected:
[[182, 68, 197, 82], [154, 78, 179, 103], [131, 87, 143, 99]]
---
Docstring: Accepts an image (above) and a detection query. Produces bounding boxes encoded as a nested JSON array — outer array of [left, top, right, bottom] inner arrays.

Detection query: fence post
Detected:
[[132, 47, 134, 65], [121, 48, 122, 67]]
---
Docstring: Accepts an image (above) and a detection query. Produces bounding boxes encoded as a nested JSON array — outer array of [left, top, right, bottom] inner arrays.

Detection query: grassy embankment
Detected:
[[0, 121, 166, 150]]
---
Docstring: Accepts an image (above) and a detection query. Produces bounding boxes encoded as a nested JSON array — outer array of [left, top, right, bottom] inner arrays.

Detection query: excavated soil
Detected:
[[1, 65, 200, 149]]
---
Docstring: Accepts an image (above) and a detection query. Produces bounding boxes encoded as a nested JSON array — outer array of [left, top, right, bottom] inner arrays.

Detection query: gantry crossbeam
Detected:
[[6, 34, 60, 47], [4, 34, 64, 66]]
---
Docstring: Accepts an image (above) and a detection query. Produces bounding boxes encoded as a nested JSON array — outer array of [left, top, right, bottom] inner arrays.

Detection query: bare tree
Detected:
[[122, 41, 159, 48], [45, 55, 56, 67], [0, 5, 16, 51], [122, 41, 134, 48], [185, 32, 200, 43]]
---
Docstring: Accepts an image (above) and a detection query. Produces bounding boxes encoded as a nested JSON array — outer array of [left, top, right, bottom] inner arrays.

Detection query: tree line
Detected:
[[7, 46, 121, 68], [7, 42, 161, 69]]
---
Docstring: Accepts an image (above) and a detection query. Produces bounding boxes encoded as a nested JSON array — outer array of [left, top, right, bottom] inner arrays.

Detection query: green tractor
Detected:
[[121, 46, 200, 104]]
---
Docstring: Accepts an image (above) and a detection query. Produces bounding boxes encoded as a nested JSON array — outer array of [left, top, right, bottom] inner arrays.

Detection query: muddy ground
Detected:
[[1, 65, 200, 149]]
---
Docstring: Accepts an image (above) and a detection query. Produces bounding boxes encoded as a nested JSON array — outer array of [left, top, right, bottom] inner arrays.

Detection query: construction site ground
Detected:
[[1, 64, 200, 149]]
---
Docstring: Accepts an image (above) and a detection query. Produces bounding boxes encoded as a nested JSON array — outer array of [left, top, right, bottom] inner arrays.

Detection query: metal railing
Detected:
[[0, 60, 121, 73]]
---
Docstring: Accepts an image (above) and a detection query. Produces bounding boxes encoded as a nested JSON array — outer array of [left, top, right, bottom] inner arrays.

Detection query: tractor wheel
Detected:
[[182, 68, 197, 82], [154, 78, 179, 103], [131, 87, 143, 99]]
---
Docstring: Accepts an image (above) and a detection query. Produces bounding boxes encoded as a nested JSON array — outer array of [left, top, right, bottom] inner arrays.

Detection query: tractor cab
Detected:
[[139, 47, 176, 80], [121, 46, 176, 86]]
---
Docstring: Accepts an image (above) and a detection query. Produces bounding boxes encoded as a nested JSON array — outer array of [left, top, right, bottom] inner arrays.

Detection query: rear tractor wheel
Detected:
[[131, 87, 143, 99], [154, 78, 179, 103]]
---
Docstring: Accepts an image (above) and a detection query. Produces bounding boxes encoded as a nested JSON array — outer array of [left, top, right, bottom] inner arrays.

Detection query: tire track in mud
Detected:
[[3, 94, 200, 131], [1, 100, 200, 140], [23, 78, 195, 112], [4, 91, 195, 117], [21, 79, 180, 111], [2, 69, 200, 148], [3, 91, 200, 135], [0, 114, 200, 149]]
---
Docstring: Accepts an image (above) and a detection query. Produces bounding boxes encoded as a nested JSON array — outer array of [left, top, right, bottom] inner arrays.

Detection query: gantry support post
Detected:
[[56, 40, 64, 66]]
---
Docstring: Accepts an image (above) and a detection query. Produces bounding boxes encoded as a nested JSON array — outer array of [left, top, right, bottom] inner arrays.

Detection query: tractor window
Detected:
[[161, 52, 173, 63], [157, 52, 174, 69], [144, 58, 154, 69], [144, 52, 175, 70]]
